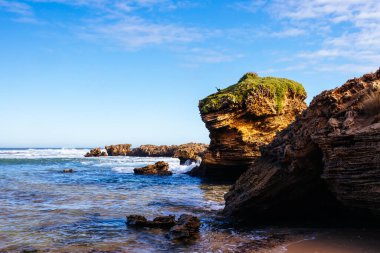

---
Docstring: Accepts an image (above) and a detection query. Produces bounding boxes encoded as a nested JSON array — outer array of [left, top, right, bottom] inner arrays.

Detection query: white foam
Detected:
[[0, 149, 200, 174], [0, 148, 89, 159]]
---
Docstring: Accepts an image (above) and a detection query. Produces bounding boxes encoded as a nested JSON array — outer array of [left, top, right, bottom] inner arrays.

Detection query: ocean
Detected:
[[0, 148, 379, 253]]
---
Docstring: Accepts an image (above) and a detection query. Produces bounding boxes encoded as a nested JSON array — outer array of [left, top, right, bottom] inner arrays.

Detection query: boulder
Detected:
[[168, 214, 200, 240], [193, 72, 307, 180], [224, 69, 380, 223], [84, 148, 108, 157], [105, 144, 132, 156], [133, 161, 172, 176]]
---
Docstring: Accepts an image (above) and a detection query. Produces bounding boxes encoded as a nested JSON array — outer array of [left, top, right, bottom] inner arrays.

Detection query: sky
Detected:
[[0, 0, 379, 148]]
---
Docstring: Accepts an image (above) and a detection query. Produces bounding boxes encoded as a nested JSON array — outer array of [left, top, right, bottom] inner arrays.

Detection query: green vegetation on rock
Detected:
[[199, 72, 306, 114]]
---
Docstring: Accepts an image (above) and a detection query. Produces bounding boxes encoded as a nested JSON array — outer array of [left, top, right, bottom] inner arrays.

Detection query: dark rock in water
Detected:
[[126, 215, 176, 228], [126, 215, 149, 226], [134, 161, 172, 176], [21, 247, 39, 253], [194, 72, 307, 180], [84, 148, 108, 157], [224, 68, 380, 223], [63, 169, 74, 173], [168, 214, 200, 240], [151, 215, 176, 228], [105, 144, 132, 156]]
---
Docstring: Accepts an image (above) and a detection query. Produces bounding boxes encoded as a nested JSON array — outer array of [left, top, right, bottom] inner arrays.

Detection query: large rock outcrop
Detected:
[[85, 143, 207, 163], [224, 69, 380, 223], [130, 143, 208, 164], [194, 72, 307, 180], [105, 144, 132, 156]]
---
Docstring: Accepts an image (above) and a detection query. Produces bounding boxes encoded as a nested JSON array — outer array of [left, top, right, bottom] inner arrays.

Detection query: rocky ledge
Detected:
[[133, 161, 172, 176], [192, 72, 307, 180], [130, 143, 208, 164], [85, 143, 207, 164], [105, 144, 132, 156], [224, 69, 380, 223]]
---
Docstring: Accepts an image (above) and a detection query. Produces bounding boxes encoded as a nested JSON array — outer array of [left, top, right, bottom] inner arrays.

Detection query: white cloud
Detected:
[[0, 0, 38, 23]]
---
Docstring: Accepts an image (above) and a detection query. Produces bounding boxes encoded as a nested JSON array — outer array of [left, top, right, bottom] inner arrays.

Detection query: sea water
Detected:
[[1, 149, 379, 253]]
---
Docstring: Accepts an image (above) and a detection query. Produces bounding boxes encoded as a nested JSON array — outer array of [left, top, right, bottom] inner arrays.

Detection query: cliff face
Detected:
[[195, 73, 307, 180], [224, 69, 380, 222]]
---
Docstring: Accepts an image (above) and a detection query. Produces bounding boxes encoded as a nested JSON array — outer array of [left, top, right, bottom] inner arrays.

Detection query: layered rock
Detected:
[[84, 148, 108, 157], [224, 69, 380, 223], [194, 72, 307, 180], [105, 144, 131, 156], [133, 161, 172, 176]]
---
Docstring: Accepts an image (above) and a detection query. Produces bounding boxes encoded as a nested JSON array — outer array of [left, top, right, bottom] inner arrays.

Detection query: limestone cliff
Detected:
[[194, 72, 307, 179], [224, 69, 380, 223]]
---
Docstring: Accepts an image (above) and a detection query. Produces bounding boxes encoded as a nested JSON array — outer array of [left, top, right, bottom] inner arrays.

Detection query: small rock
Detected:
[[126, 215, 148, 226], [133, 161, 172, 176], [21, 247, 39, 253], [152, 215, 176, 228], [168, 214, 200, 240], [84, 148, 108, 157], [126, 215, 176, 228]]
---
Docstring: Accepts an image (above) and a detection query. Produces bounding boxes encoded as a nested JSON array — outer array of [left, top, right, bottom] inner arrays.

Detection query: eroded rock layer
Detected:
[[195, 73, 307, 180], [224, 69, 380, 222]]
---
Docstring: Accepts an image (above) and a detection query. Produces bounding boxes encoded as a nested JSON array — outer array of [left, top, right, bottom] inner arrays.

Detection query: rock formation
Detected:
[[194, 72, 307, 180], [105, 144, 131, 156], [85, 143, 207, 164], [133, 161, 172, 176], [127, 214, 200, 240], [130, 143, 207, 164], [84, 148, 108, 157], [224, 69, 380, 223], [173, 143, 208, 164], [168, 214, 200, 240]]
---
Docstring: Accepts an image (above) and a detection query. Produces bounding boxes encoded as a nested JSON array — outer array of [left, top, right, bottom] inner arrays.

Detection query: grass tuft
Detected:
[[199, 72, 306, 114]]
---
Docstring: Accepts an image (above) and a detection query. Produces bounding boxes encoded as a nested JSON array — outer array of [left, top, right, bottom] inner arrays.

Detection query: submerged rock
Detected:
[[105, 144, 131, 156], [168, 214, 200, 240], [224, 69, 380, 223], [133, 161, 172, 176], [126, 215, 176, 228], [193, 72, 307, 180], [84, 148, 108, 157]]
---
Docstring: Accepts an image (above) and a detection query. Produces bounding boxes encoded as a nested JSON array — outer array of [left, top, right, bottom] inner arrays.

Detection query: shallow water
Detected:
[[0, 149, 379, 253]]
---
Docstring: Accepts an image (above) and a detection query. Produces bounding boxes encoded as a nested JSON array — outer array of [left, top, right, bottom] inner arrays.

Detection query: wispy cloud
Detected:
[[0, 0, 38, 23], [274, 0, 380, 72], [80, 16, 205, 49], [235, 0, 380, 73]]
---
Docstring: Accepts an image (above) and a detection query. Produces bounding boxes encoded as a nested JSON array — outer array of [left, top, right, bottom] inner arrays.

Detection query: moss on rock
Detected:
[[199, 72, 306, 114]]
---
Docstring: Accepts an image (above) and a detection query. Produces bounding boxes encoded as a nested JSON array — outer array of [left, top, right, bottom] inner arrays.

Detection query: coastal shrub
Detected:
[[199, 72, 306, 114]]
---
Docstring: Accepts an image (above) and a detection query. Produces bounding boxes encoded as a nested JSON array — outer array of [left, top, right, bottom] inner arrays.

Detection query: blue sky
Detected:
[[0, 0, 379, 148]]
